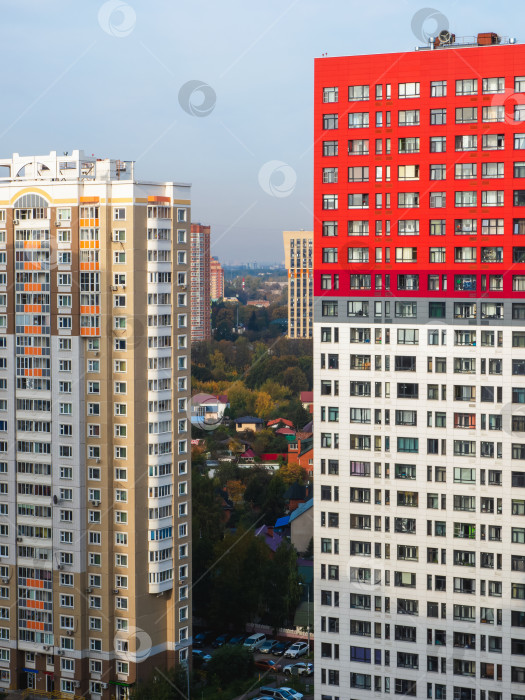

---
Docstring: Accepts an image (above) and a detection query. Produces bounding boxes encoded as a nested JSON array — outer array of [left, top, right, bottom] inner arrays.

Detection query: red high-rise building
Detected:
[[314, 34, 525, 699]]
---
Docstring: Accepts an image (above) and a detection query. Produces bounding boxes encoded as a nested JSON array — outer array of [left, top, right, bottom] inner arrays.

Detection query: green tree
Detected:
[[247, 310, 258, 331], [207, 530, 270, 629], [205, 645, 254, 686], [131, 666, 189, 700], [283, 399, 311, 430], [215, 319, 235, 341], [265, 541, 302, 632], [192, 468, 225, 616], [261, 473, 286, 524], [227, 381, 254, 417], [244, 468, 272, 509], [281, 366, 308, 394]]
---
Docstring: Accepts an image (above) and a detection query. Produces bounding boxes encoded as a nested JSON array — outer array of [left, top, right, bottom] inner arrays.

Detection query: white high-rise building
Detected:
[[314, 35, 525, 700]]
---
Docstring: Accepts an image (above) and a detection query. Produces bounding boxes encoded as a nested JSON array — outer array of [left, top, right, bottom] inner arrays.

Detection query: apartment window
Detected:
[[482, 190, 504, 206], [348, 84, 369, 101], [430, 136, 446, 153], [323, 167, 338, 183], [431, 80, 447, 96], [347, 166, 369, 182], [430, 220, 446, 236], [348, 112, 369, 128], [347, 220, 368, 236], [323, 140, 338, 156], [323, 113, 338, 129], [348, 139, 369, 155], [430, 164, 446, 180], [398, 165, 420, 181], [322, 247, 338, 263], [322, 221, 338, 237], [482, 76, 504, 93], [397, 192, 421, 211], [398, 220, 419, 235], [483, 105, 505, 122], [348, 193, 369, 209], [482, 218, 504, 235], [398, 110, 420, 126], [483, 133, 505, 150], [398, 82, 420, 98], [456, 78, 477, 95], [323, 195, 338, 210], [456, 107, 477, 123], [399, 137, 420, 153], [323, 86, 338, 102], [430, 108, 446, 124]]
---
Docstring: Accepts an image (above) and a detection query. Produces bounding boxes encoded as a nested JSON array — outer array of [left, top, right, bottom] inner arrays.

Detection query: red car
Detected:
[[255, 658, 281, 673]]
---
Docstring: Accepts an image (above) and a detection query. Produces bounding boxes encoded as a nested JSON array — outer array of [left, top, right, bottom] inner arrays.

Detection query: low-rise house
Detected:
[[267, 418, 294, 430], [300, 390, 313, 413], [234, 416, 264, 433], [290, 498, 313, 553], [191, 392, 229, 427], [288, 432, 313, 479]]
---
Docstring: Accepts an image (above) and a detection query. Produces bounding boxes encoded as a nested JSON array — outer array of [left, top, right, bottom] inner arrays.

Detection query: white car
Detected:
[[279, 688, 304, 700], [284, 641, 308, 658], [283, 662, 313, 676]]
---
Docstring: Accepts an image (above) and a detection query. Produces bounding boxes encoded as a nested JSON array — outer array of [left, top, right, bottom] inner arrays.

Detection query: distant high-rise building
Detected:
[[314, 34, 525, 700], [190, 223, 211, 341], [0, 150, 192, 697], [210, 256, 225, 301], [283, 230, 313, 338]]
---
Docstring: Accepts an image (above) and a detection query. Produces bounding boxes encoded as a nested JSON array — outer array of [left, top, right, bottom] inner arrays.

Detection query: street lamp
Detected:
[[299, 582, 310, 654]]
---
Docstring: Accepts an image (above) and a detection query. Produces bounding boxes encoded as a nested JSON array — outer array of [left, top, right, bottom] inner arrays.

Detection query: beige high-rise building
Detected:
[[283, 230, 313, 338], [210, 257, 224, 302], [0, 150, 192, 698]]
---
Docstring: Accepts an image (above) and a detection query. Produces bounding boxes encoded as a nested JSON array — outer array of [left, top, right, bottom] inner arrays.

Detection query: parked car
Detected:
[[243, 632, 267, 651], [255, 658, 280, 672], [228, 633, 246, 645], [259, 639, 278, 654], [280, 688, 304, 700], [272, 641, 291, 656], [193, 631, 212, 648], [284, 641, 308, 658], [191, 649, 212, 668], [211, 633, 231, 648], [259, 688, 299, 700], [283, 661, 313, 676]]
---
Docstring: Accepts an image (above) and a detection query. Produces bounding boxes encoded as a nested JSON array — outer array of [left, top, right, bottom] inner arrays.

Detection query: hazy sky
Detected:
[[1, 0, 519, 262]]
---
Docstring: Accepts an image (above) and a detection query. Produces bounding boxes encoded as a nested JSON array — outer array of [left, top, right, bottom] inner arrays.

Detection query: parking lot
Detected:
[[193, 632, 314, 700]]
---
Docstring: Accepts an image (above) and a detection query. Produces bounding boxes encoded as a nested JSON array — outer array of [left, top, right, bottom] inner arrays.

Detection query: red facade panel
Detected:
[[314, 43, 525, 298]]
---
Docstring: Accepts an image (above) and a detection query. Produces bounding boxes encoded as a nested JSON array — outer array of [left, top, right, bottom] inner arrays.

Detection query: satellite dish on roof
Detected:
[[439, 30, 451, 44]]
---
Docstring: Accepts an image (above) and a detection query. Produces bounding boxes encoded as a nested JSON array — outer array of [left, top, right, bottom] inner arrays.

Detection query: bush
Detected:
[[205, 644, 254, 685]]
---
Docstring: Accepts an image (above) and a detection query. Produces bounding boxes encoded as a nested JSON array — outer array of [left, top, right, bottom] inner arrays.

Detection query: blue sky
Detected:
[[0, 0, 518, 262]]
